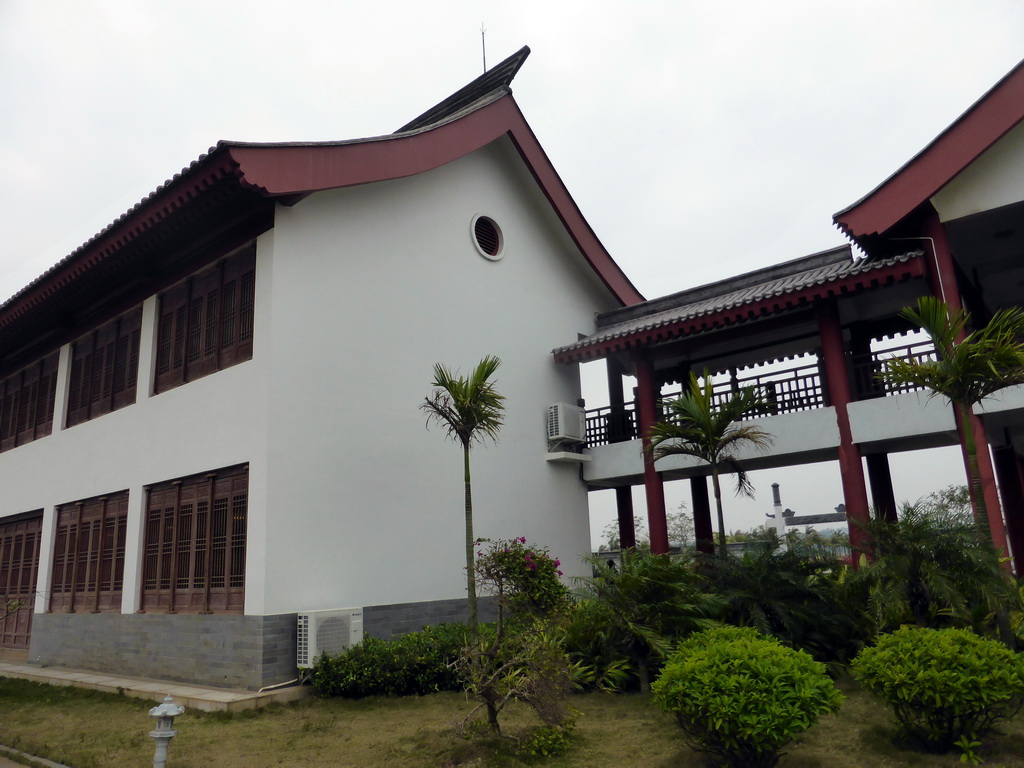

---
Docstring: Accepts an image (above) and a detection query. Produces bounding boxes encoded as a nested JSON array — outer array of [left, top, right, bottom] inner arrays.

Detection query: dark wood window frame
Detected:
[[0, 352, 58, 453], [0, 512, 42, 649], [141, 464, 248, 614], [154, 246, 256, 394], [49, 492, 129, 614], [66, 307, 143, 428]]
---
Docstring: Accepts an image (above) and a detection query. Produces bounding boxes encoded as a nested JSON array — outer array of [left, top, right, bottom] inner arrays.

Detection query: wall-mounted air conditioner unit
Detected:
[[296, 607, 364, 668], [546, 402, 585, 443]]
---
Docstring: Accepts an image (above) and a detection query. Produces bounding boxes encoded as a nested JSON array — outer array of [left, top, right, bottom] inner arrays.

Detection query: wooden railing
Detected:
[[583, 342, 938, 447], [584, 402, 638, 446], [851, 341, 937, 400]]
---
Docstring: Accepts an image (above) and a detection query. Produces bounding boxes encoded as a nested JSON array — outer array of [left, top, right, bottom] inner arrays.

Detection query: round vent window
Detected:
[[472, 215, 504, 260]]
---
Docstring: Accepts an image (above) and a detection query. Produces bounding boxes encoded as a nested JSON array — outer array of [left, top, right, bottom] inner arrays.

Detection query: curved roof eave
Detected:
[[834, 57, 1024, 243], [222, 94, 644, 306], [0, 82, 643, 339]]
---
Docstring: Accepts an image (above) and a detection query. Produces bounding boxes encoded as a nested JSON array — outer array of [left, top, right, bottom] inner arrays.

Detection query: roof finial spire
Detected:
[[480, 23, 487, 72]]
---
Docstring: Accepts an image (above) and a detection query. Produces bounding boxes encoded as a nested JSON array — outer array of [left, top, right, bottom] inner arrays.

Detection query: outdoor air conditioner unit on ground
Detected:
[[546, 402, 585, 443], [296, 607, 364, 668]]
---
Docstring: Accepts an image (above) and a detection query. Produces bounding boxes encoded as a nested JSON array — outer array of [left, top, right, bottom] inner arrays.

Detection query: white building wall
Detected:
[[0, 231, 275, 615], [257, 137, 618, 615], [931, 120, 1024, 222]]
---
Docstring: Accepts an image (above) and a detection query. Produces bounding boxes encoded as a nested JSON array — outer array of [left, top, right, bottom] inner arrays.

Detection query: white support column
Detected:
[[33, 504, 58, 616], [120, 482, 148, 613], [51, 343, 72, 433], [137, 295, 159, 400]]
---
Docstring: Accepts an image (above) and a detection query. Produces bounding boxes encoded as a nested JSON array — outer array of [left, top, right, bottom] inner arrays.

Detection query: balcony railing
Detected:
[[851, 341, 937, 400], [583, 342, 937, 447]]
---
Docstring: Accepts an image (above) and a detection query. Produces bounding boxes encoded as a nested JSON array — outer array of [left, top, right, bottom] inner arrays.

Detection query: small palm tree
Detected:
[[845, 503, 1018, 636], [570, 550, 725, 691], [422, 356, 505, 631], [878, 297, 1024, 540], [648, 370, 773, 557]]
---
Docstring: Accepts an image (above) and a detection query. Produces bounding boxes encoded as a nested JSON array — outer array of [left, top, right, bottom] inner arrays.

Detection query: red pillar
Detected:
[[690, 476, 714, 555], [635, 358, 669, 554], [614, 487, 637, 550], [818, 303, 872, 562], [923, 211, 1008, 554], [865, 453, 898, 523], [922, 211, 962, 311], [992, 446, 1024, 575]]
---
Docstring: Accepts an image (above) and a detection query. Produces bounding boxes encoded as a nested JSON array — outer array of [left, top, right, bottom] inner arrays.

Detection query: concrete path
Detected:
[[0, 746, 73, 768], [0, 660, 309, 713]]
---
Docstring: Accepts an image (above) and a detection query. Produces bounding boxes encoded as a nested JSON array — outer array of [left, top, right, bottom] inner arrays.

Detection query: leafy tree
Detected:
[[878, 297, 1024, 541], [648, 370, 773, 557], [601, 503, 694, 551], [918, 483, 972, 524], [422, 356, 505, 630]]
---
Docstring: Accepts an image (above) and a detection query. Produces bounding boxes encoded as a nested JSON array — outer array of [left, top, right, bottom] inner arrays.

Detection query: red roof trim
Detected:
[[0, 152, 242, 331], [553, 256, 926, 364], [835, 59, 1024, 240], [1, 88, 642, 335], [226, 96, 644, 305]]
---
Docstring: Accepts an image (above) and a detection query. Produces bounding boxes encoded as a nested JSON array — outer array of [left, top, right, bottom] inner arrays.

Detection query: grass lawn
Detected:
[[2, 676, 1024, 767]]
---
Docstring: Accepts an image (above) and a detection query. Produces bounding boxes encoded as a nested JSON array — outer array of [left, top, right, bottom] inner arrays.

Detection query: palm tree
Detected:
[[878, 297, 1024, 541], [845, 502, 1018, 637], [648, 370, 773, 557], [570, 550, 725, 691], [422, 356, 505, 630]]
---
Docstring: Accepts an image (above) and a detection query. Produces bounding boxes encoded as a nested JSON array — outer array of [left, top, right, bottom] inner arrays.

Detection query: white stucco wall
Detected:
[[0, 136, 619, 620], [0, 234, 275, 614], [583, 407, 841, 485], [252, 137, 619, 614], [848, 391, 956, 446], [931, 120, 1024, 222]]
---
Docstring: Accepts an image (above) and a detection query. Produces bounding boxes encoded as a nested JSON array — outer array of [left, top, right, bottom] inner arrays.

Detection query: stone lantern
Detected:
[[149, 695, 185, 768]]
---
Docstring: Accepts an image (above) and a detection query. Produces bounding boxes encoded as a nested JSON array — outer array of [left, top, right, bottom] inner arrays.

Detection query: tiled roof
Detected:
[[396, 46, 530, 133], [0, 48, 536, 323], [553, 247, 925, 362]]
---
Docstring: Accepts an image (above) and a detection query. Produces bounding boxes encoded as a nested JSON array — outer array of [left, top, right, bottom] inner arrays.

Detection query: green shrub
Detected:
[[312, 623, 468, 698], [651, 626, 842, 768], [699, 535, 863, 665], [568, 550, 725, 692], [515, 720, 576, 758], [845, 504, 1019, 638], [852, 626, 1024, 753]]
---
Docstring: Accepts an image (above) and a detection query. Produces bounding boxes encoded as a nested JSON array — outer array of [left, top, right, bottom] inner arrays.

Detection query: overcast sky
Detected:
[[2, 2, 1022, 546]]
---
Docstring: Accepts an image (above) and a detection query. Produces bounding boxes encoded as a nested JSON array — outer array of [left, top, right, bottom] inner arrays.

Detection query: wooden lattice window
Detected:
[[154, 246, 256, 393], [0, 512, 41, 649], [49, 492, 129, 614], [66, 307, 143, 427], [141, 465, 248, 614], [0, 352, 58, 453]]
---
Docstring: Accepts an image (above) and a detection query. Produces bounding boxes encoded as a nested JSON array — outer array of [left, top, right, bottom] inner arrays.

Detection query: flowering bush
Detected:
[[475, 537, 568, 617], [460, 538, 573, 738]]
